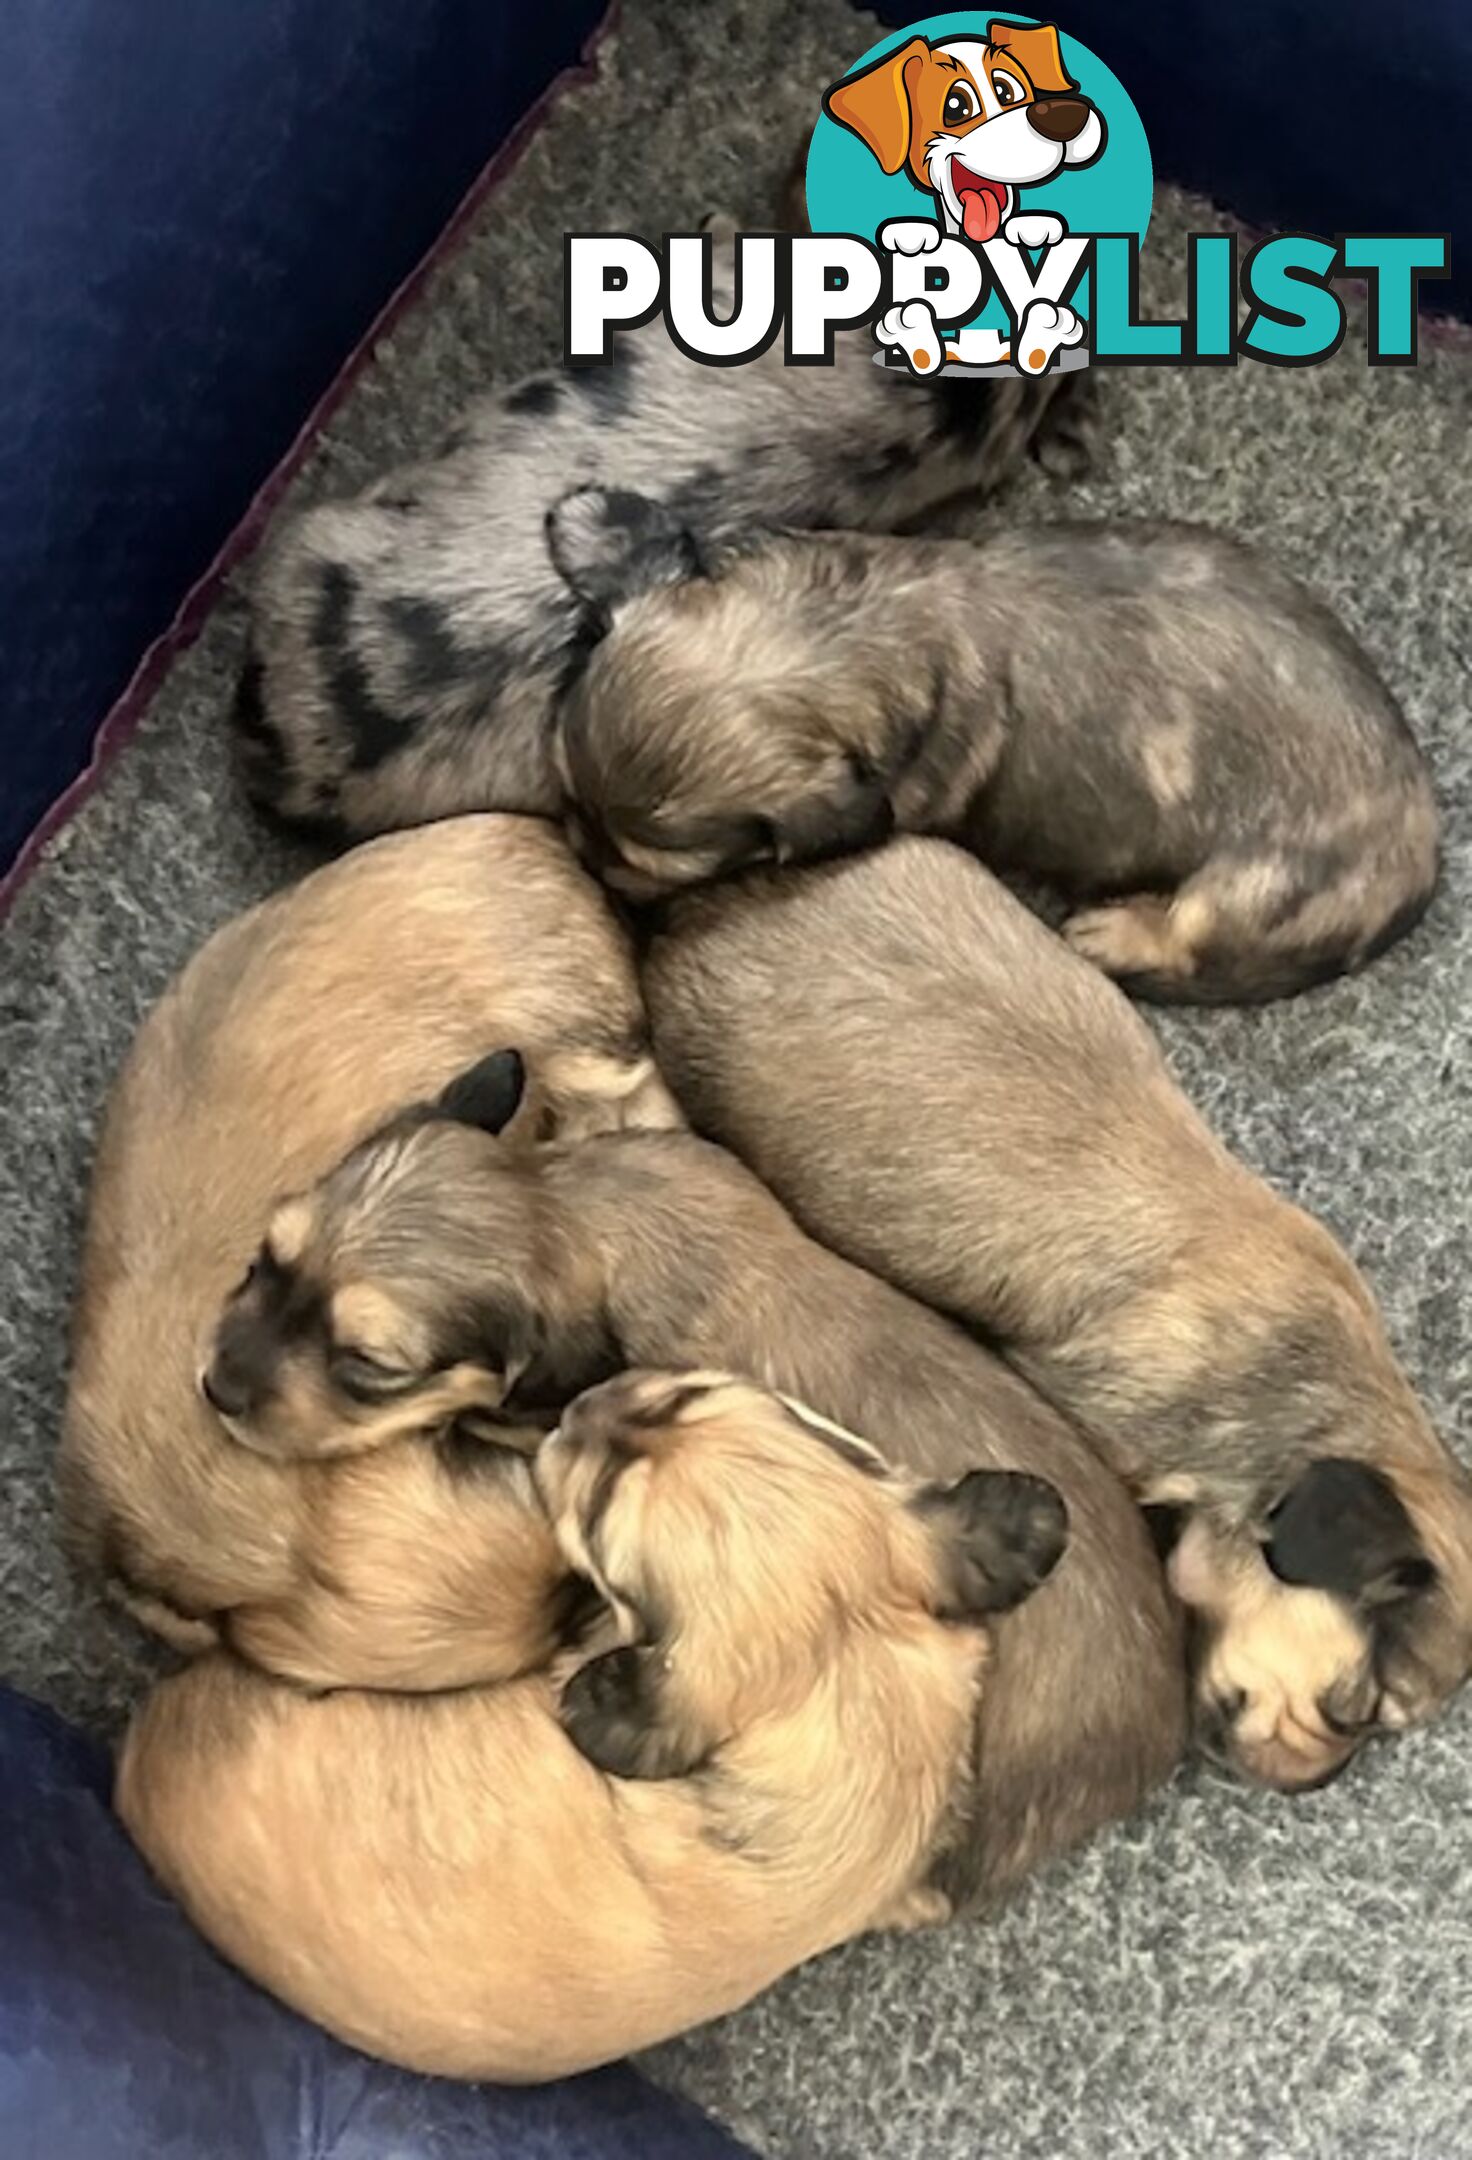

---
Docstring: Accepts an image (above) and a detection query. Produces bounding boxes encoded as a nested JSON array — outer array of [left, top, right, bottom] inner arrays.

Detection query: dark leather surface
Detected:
[[0, 1687, 754, 2160], [0, 0, 609, 874]]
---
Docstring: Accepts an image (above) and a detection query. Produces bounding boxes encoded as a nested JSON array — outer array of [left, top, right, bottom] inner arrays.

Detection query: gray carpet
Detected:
[[3, 4, 1471, 2155]]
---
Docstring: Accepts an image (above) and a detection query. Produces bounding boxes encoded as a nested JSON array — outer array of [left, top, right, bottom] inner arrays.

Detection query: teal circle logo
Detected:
[[806, 13, 1152, 343]]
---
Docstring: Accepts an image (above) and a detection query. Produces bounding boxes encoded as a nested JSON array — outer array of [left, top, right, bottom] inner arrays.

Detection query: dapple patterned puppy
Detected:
[[239, 216, 1093, 838], [62, 818, 678, 1689], [118, 1372, 1066, 2082], [212, 1111, 1184, 1903], [550, 497, 1438, 1002], [643, 839, 1472, 1790]]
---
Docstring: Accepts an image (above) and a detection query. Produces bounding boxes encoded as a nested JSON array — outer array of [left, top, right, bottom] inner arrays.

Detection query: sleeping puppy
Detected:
[[61, 817, 679, 1689], [548, 496, 1438, 1003], [643, 839, 1472, 1791], [117, 1372, 1066, 2081], [207, 1112, 1183, 1904], [239, 214, 1094, 840]]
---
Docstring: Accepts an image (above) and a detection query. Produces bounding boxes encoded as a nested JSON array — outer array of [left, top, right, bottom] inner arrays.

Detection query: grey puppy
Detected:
[[549, 498, 1438, 1003], [240, 221, 1092, 839], [210, 1110, 1185, 1908], [643, 839, 1472, 1790]]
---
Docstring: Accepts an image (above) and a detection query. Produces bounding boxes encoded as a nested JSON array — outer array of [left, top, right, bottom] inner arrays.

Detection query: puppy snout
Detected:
[[201, 1356, 257, 1421], [1195, 1689, 1359, 1793], [1028, 95, 1092, 143]]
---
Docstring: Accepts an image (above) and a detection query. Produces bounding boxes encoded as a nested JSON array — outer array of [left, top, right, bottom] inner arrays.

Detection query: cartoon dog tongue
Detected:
[[960, 182, 1003, 245]]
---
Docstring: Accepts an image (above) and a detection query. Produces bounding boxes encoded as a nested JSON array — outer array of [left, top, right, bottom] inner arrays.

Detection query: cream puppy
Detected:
[[117, 1372, 1066, 2082], [62, 816, 679, 1688]]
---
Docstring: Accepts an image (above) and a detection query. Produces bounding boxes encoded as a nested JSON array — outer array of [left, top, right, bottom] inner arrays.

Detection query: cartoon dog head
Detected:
[[824, 20, 1104, 243]]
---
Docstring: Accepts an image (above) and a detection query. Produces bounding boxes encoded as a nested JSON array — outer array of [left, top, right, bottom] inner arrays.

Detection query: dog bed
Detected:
[[0, 0, 612, 879], [1, 4, 1469, 2157]]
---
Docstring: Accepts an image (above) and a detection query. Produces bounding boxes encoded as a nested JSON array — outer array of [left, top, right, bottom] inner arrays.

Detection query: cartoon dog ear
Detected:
[[434, 1049, 526, 1135], [1264, 1459, 1437, 1612], [546, 488, 704, 618], [822, 36, 929, 177], [770, 751, 896, 869], [914, 1469, 1069, 1619], [988, 19, 1077, 96], [558, 1646, 710, 1780]]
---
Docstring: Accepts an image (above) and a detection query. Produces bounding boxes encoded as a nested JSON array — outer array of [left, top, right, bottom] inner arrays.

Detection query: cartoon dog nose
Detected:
[[1029, 96, 1091, 143]]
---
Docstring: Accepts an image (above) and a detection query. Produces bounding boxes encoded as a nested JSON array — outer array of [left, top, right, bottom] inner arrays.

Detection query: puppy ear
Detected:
[[546, 488, 704, 616], [988, 20, 1077, 96], [914, 1470, 1068, 1619], [558, 1647, 708, 1780], [823, 37, 928, 176], [1264, 1458, 1437, 1611], [772, 753, 895, 867], [434, 1049, 526, 1135]]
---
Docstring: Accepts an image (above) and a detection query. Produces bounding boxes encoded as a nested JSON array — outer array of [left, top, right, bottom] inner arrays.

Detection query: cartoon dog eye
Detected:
[[942, 81, 980, 127], [990, 69, 1027, 108]]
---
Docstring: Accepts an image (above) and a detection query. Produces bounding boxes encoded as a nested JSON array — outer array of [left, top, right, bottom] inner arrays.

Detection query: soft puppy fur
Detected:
[[61, 817, 680, 1689], [549, 498, 1439, 1003], [117, 1372, 1066, 2081], [213, 1110, 1184, 1904], [643, 839, 1472, 1791], [239, 215, 1094, 839]]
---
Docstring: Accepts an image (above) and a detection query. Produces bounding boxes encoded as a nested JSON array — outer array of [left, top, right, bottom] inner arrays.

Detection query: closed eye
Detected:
[[332, 1350, 420, 1403]]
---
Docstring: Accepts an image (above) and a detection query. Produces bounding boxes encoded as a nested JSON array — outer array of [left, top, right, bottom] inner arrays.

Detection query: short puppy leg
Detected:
[[1064, 828, 1438, 1004], [870, 1884, 953, 1933]]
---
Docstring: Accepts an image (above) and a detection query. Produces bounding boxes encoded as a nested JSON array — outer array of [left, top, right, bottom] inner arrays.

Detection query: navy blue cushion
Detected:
[[0, 0, 610, 877], [0, 1688, 754, 2160]]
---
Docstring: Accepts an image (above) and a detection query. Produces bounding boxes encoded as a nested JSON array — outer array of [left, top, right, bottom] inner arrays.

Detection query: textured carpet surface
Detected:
[[2, 4, 1470, 2156]]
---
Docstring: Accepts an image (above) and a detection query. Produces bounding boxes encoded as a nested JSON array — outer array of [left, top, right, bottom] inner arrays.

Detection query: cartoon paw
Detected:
[[1015, 298, 1085, 375], [1002, 211, 1068, 251], [876, 299, 944, 377], [877, 218, 942, 256]]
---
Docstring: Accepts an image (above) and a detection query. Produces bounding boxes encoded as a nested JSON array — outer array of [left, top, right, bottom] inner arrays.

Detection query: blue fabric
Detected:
[[0, 0, 608, 875], [863, 2, 1468, 320], [0, 1688, 754, 2160]]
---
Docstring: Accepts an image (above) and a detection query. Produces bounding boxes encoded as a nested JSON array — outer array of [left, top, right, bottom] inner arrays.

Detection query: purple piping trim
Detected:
[[0, 1, 621, 926]]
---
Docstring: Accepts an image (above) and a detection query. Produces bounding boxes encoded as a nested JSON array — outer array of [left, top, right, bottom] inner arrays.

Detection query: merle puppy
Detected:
[[239, 220, 1092, 837], [549, 498, 1438, 1004]]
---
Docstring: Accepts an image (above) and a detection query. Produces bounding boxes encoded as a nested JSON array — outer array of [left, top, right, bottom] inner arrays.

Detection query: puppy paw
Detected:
[[1003, 211, 1068, 250], [876, 299, 944, 376], [877, 217, 943, 256], [873, 1884, 953, 1933], [1015, 298, 1086, 375], [1063, 899, 1178, 978]]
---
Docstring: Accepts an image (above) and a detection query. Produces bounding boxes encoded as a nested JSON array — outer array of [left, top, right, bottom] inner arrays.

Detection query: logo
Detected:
[[564, 14, 1447, 376]]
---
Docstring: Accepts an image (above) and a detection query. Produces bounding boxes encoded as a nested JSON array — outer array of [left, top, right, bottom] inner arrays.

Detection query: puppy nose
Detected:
[[201, 1360, 254, 1420], [1029, 96, 1091, 143]]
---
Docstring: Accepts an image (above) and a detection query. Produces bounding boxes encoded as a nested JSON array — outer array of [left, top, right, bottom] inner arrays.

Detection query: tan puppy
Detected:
[[117, 1372, 1066, 2081], [644, 839, 1472, 1791], [202, 1114, 1183, 1903], [61, 816, 680, 1687]]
